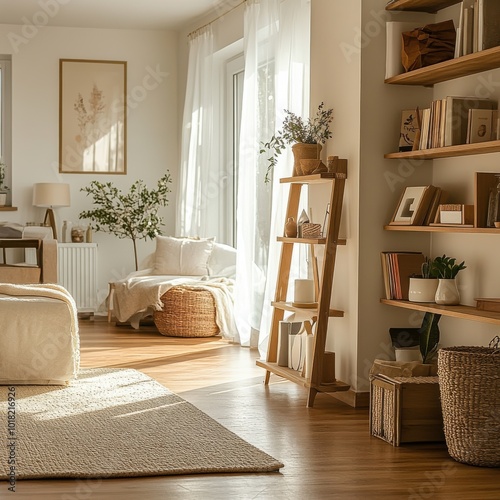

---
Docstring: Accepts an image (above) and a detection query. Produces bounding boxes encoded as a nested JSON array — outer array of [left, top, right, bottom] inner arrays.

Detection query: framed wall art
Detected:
[[59, 59, 127, 174], [389, 185, 436, 226]]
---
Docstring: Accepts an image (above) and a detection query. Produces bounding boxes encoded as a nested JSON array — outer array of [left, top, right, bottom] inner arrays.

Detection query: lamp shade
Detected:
[[32, 183, 70, 208]]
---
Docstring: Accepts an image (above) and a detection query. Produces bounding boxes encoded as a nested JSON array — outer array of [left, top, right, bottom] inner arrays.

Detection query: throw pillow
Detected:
[[153, 236, 213, 276]]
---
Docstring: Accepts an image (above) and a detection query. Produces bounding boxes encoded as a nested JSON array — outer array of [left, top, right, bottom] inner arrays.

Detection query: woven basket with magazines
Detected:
[[153, 286, 219, 337], [438, 342, 500, 467]]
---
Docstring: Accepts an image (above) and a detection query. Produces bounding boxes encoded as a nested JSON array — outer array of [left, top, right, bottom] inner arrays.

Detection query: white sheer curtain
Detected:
[[176, 27, 224, 239], [234, 0, 311, 350]]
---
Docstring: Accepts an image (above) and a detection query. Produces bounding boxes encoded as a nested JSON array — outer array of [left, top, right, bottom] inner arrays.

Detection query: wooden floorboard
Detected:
[[4, 319, 499, 499]]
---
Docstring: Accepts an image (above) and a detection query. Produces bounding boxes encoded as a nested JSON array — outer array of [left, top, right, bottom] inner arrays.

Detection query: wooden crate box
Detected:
[[369, 375, 445, 447]]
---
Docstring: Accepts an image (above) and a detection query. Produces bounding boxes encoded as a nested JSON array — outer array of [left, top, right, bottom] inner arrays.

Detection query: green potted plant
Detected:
[[0, 158, 10, 207], [433, 254, 466, 305], [408, 257, 439, 303], [79, 172, 172, 271], [261, 102, 333, 182], [418, 312, 441, 364]]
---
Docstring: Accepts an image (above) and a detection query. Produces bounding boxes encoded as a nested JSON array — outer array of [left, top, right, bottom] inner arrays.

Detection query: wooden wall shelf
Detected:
[[385, 46, 500, 86], [381, 299, 500, 326], [0, 206, 18, 211], [384, 225, 500, 234], [385, 140, 500, 160], [386, 0, 461, 13]]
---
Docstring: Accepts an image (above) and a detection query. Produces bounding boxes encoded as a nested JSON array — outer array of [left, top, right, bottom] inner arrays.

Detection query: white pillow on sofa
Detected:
[[208, 243, 237, 276], [153, 236, 214, 276]]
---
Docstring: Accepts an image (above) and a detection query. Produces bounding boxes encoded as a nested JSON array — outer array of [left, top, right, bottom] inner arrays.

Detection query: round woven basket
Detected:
[[153, 286, 219, 338], [438, 346, 500, 467]]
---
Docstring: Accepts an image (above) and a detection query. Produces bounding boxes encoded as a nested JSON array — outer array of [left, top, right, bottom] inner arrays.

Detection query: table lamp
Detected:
[[32, 183, 70, 240]]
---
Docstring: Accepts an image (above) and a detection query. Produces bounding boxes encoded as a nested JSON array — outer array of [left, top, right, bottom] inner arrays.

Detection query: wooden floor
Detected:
[[6, 319, 500, 500]]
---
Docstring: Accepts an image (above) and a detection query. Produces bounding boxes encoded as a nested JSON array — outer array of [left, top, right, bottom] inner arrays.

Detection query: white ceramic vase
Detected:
[[0, 192, 7, 207], [408, 278, 438, 302], [435, 278, 460, 305]]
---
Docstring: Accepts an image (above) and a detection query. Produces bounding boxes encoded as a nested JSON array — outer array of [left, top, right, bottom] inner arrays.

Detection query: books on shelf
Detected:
[[459, 0, 500, 55], [467, 108, 494, 143], [381, 252, 425, 300], [479, 0, 500, 51], [412, 96, 497, 150]]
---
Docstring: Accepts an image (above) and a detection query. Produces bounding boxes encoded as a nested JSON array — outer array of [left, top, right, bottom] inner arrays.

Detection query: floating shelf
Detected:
[[385, 46, 500, 86], [385, 140, 500, 160], [0, 206, 18, 211], [384, 225, 500, 234], [385, 0, 461, 13], [381, 299, 500, 326]]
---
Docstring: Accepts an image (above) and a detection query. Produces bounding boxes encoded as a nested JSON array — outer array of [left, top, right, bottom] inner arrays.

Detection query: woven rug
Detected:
[[0, 368, 283, 479]]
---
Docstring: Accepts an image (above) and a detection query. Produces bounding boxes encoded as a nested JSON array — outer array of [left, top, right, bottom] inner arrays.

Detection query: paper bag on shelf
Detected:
[[401, 19, 456, 73]]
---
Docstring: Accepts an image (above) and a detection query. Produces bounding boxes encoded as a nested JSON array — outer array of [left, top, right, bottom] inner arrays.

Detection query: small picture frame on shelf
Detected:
[[389, 185, 435, 226], [398, 109, 420, 152]]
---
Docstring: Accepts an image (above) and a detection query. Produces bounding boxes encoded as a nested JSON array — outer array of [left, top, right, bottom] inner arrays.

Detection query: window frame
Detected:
[[0, 55, 12, 196]]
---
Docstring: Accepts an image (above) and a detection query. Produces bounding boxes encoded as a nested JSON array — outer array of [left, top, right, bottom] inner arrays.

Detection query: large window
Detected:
[[224, 54, 244, 247], [0, 55, 12, 190]]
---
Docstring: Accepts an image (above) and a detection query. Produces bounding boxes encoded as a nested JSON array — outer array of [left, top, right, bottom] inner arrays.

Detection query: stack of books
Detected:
[[455, 0, 500, 58], [402, 97, 498, 152], [380, 252, 425, 300]]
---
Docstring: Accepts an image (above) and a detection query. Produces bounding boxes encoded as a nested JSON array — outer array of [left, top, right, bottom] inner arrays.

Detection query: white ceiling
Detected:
[[0, 0, 224, 31]]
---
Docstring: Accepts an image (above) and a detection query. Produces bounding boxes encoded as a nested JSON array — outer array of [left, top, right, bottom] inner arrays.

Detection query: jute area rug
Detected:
[[0, 368, 283, 479]]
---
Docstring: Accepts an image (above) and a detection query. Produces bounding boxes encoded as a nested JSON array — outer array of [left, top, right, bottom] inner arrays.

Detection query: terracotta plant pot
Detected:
[[292, 143, 322, 176], [299, 159, 328, 176]]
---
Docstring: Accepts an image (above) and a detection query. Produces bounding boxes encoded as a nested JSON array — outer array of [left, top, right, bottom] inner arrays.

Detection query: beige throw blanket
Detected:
[[0, 283, 80, 384], [113, 276, 236, 340]]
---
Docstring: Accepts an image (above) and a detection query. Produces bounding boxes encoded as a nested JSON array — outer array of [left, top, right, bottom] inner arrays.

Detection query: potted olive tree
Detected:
[[261, 102, 333, 182], [79, 172, 172, 271]]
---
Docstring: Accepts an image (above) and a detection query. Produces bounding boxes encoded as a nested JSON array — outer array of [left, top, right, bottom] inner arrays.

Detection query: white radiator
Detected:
[[58, 243, 98, 312]]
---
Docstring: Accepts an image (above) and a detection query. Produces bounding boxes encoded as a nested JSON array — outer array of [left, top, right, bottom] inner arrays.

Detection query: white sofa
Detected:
[[109, 237, 237, 339]]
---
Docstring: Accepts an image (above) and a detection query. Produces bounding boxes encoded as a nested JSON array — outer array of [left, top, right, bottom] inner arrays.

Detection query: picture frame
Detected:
[[398, 108, 420, 152], [59, 59, 127, 174], [390, 186, 434, 226]]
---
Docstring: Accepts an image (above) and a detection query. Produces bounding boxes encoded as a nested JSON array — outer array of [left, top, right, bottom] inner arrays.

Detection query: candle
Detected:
[[294, 279, 315, 303]]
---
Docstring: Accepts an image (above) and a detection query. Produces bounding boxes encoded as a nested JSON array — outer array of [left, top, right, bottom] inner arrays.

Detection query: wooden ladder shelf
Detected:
[[257, 156, 349, 407]]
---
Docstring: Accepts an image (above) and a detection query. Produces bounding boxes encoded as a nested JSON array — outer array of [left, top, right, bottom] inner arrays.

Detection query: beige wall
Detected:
[[0, 23, 177, 305], [311, 0, 500, 392]]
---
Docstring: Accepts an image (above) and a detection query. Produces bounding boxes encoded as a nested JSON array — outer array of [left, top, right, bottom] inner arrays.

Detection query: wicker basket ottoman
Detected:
[[153, 286, 220, 337]]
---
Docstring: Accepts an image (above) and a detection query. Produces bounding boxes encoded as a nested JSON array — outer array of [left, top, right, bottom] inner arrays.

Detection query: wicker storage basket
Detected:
[[438, 346, 500, 467], [370, 375, 444, 446], [153, 286, 219, 338]]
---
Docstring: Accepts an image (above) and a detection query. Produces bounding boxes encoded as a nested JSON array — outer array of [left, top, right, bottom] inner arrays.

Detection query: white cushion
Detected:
[[153, 236, 213, 276], [207, 243, 237, 276]]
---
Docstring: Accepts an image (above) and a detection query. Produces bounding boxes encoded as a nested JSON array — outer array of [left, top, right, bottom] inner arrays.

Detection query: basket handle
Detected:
[[489, 335, 500, 353]]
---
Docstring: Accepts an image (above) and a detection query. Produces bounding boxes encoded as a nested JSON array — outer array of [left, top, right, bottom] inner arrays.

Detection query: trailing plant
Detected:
[[79, 172, 172, 271], [433, 254, 466, 279], [419, 312, 441, 363], [261, 102, 333, 183], [0, 158, 10, 191]]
